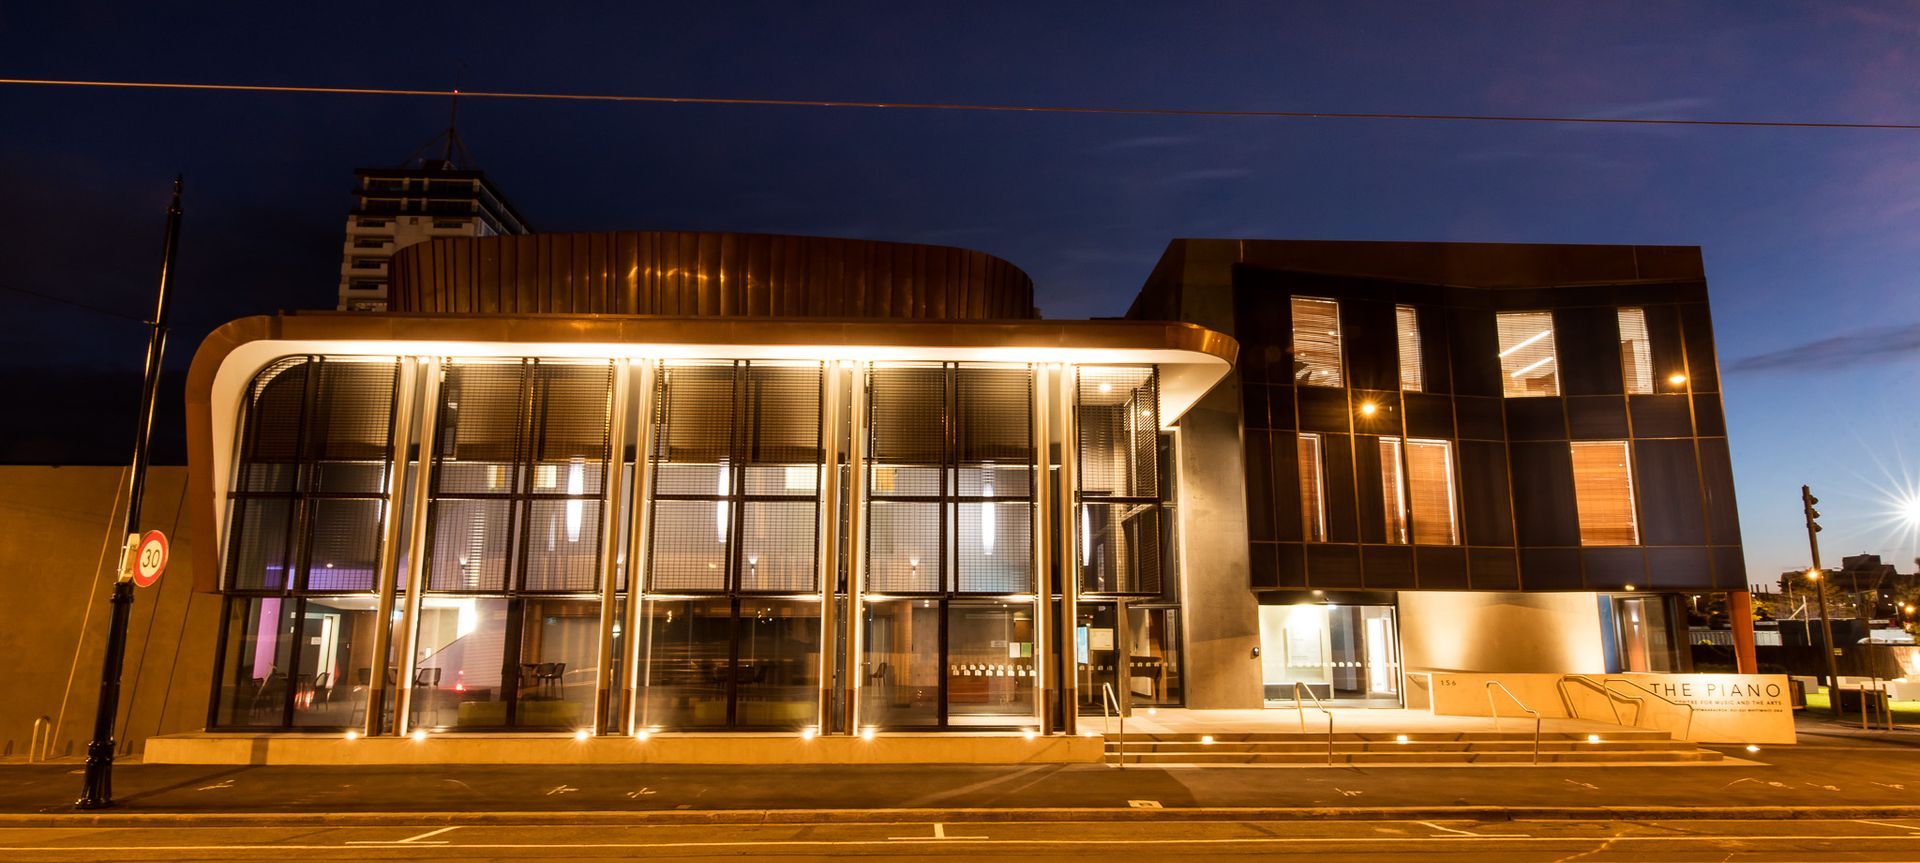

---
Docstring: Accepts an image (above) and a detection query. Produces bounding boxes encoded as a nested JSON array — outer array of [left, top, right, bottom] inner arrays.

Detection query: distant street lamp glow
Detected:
[[1667, 373, 1688, 386], [1358, 401, 1378, 417]]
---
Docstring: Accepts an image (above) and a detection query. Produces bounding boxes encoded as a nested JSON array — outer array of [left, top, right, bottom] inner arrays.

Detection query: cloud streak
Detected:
[[1731, 322, 1920, 373]]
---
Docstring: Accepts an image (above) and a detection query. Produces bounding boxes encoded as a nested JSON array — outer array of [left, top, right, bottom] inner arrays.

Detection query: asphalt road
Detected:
[[6, 737, 1920, 814], [6, 817, 1920, 861]]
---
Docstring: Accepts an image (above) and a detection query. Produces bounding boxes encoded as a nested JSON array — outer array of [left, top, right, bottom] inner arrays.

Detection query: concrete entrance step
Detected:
[[1110, 739, 1705, 754], [1104, 731, 1677, 743], [1111, 748, 1724, 765], [1103, 730, 1725, 765]]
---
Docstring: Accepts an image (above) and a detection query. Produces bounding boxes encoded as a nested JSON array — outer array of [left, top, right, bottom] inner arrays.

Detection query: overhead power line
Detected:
[[0, 282, 149, 322], [3, 77, 1919, 131]]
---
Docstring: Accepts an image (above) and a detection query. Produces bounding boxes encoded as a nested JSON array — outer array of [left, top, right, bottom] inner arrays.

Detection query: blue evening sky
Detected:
[[3, 2, 1918, 581]]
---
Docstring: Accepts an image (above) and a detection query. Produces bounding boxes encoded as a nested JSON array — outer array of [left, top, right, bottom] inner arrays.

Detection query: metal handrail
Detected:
[[1485, 681, 1542, 765], [1603, 678, 1695, 741], [1292, 682, 1334, 766], [1100, 683, 1124, 769], [1557, 674, 1632, 726], [29, 716, 52, 763]]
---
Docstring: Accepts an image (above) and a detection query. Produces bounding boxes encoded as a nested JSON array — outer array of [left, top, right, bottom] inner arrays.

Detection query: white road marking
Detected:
[[194, 780, 234, 792], [1563, 779, 1598, 790], [1128, 800, 1162, 808], [545, 784, 578, 796], [344, 825, 461, 846], [1414, 820, 1527, 839], [625, 787, 657, 799], [1873, 782, 1908, 791], [1854, 819, 1920, 834], [1335, 788, 1363, 797], [886, 823, 989, 840]]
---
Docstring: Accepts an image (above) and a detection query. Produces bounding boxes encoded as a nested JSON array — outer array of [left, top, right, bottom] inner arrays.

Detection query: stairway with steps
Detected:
[[1102, 729, 1725, 765]]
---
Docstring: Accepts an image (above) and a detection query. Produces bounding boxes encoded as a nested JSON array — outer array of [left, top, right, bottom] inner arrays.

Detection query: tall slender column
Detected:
[[623, 360, 659, 734], [1729, 590, 1758, 674], [843, 363, 870, 733], [1031, 364, 1054, 731], [393, 359, 442, 735], [1056, 365, 1080, 735], [363, 357, 419, 736], [592, 359, 632, 733], [815, 363, 843, 732]]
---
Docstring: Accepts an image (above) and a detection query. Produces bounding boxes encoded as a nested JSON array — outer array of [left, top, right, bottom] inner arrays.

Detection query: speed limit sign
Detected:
[[131, 530, 168, 588]]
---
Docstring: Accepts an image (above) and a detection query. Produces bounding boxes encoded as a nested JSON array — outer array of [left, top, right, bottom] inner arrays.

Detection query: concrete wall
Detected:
[[0, 466, 217, 759], [1399, 590, 1608, 675], [1167, 242, 1264, 709]]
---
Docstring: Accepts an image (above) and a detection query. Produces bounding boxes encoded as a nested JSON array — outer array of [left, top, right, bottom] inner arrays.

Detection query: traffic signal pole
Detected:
[[77, 178, 183, 810], [1802, 484, 1842, 718]]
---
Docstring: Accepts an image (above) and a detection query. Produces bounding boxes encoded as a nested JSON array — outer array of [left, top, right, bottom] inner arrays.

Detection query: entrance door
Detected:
[[1611, 595, 1683, 673], [1258, 603, 1401, 707]]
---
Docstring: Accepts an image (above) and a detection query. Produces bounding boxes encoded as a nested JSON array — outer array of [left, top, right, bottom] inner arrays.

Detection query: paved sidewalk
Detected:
[[3, 715, 1916, 821]]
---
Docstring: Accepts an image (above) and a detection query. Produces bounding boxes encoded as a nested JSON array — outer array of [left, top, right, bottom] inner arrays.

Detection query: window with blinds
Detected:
[[648, 361, 823, 595], [867, 363, 1035, 595], [1378, 437, 1458, 545], [1298, 432, 1327, 542], [226, 356, 400, 593], [1571, 440, 1639, 546], [426, 359, 614, 594], [1077, 366, 1162, 596], [1618, 307, 1654, 395], [1291, 297, 1344, 387], [1497, 312, 1559, 397], [1396, 305, 1423, 392]]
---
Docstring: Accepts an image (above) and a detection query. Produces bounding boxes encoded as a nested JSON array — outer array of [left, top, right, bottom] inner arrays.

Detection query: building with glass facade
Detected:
[[177, 233, 1750, 747], [186, 231, 1228, 738]]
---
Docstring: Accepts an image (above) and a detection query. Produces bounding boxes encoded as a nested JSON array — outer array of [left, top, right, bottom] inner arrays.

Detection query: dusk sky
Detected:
[[4, 2, 1920, 582]]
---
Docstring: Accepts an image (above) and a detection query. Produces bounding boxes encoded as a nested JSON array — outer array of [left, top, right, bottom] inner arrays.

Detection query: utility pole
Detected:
[[1801, 484, 1842, 718], [77, 177, 183, 810]]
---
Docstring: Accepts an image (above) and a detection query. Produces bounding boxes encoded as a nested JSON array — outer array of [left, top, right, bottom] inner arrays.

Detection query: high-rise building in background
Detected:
[[335, 123, 530, 310]]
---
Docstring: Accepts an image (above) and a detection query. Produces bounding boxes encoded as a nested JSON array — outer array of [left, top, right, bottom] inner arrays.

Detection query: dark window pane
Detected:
[[304, 498, 383, 592], [227, 498, 293, 591]]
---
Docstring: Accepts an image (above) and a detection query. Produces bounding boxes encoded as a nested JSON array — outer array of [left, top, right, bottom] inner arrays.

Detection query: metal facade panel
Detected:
[[367, 231, 1041, 320]]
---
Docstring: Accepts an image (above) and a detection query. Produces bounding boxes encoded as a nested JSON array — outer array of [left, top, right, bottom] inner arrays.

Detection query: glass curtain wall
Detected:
[[212, 356, 399, 729], [862, 363, 1036, 729], [640, 361, 823, 730], [414, 359, 612, 730], [1074, 367, 1171, 714]]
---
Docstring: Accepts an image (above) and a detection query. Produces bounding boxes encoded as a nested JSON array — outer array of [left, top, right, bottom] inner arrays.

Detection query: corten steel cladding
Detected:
[[388, 232, 1036, 320]]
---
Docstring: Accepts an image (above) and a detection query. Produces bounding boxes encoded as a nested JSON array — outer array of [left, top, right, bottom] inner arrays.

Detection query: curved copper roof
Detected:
[[388, 231, 1036, 319]]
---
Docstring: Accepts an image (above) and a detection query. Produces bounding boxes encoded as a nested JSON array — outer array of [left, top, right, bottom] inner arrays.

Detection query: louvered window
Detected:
[[648, 361, 822, 595], [867, 363, 1034, 595], [1291, 297, 1344, 387], [216, 355, 401, 729], [1299, 433, 1326, 542], [1572, 440, 1639, 546], [1618, 307, 1654, 395], [1397, 305, 1423, 392], [1077, 367, 1162, 596], [424, 359, 614, 594], [225, 356, 400, 593], [1378, 437, 1456, 545], [1498, 312, 1559, 397]]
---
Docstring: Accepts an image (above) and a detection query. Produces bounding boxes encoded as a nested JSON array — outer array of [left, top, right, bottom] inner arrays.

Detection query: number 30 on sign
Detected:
[[128, 530, 168, 588]]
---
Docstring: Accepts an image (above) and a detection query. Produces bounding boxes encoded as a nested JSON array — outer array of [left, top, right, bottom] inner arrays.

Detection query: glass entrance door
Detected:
[[1258, 603, 1401, 707], [638, 597, 822, 729]]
